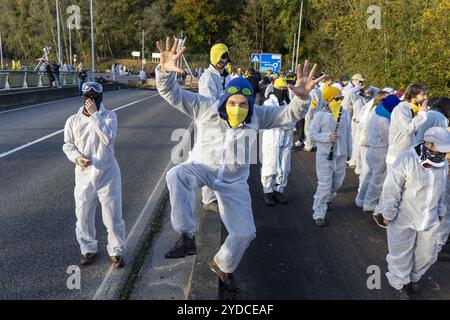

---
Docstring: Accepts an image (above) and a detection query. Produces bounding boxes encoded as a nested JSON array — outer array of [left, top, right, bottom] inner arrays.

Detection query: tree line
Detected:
[[0, 0, 448, 95]]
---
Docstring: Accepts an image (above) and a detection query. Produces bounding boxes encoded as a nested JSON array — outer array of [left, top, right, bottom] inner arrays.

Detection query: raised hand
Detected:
[[156, 37, 187, 74], [419, 99, 429, 113], [288, 60, 327, 100]]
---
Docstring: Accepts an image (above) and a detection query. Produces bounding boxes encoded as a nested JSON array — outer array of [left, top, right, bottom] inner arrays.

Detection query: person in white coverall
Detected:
[[436, 178, 450, 262], [361, 95, 401, 227], [198, 43, 231, 213], [341, 73, 364, 113], [417, 97, 450, 262], [354, 89, 385, 209], [303, 84, 322, 152], [264, 72, 278, 99], [385, 83, 429, 172], [157, 37, 324, 291], [348, 86, 377, 174], [416, 97, 449, 143], [339, 75, 351, 93], [310, 86, 352, 227], [261, 78, 294, 206], [381, 127, 450, 298], [139, 69, 147, 84], [63, 82, 126, 269]]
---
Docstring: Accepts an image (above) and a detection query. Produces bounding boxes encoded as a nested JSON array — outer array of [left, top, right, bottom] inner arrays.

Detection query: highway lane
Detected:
[[0, 89, 154, 155], [0, 89, 192, 299]]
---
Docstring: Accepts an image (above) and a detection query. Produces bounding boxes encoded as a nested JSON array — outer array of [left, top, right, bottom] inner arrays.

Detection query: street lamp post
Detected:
[[295, 0, 304, 68], [292, 33, 297, 71], [0, 31, 4, 70], [90, 0, 95, 77], [69, 27, 72, 67], [56, 0, 63, 65], [142, 30, 145, 70]]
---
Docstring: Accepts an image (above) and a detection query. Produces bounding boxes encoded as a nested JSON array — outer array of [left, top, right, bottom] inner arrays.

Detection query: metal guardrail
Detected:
[[0, 71, 79, 90]]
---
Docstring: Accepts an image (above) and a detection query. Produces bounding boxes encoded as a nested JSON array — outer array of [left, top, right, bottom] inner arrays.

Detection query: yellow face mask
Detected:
[[328, 100, 342, 120], [226, 63, 232, 74], [226, 106, 249, 128]]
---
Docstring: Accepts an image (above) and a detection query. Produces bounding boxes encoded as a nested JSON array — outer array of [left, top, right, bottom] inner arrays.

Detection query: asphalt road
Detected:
[[0, 89, 191, 299], [233, 152, 450, 300]]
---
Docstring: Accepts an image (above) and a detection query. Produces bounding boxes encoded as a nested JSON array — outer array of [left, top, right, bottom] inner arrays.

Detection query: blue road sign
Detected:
[[251, 53, 261, 63], [260, 53, 282, 73]]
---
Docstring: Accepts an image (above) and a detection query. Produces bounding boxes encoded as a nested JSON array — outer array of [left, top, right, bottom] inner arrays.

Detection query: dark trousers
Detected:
[[48, 74, 55, 87], [294, 119, 306, 142], [79, 81, 85, 96]]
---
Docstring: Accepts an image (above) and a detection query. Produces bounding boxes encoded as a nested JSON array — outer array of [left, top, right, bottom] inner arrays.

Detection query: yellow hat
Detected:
[[274, 78, 288, 89], [322, 86, 342, 103], [210, 43, 229, 66]]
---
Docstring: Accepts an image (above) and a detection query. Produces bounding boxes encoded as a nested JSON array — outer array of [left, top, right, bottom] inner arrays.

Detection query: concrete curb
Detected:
[[93, 122, 194, 300], [188, 209, 222, 300]]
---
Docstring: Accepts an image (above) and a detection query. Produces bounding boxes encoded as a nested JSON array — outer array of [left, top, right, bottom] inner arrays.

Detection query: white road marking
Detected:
[[0, 97, 80, 115], [0, 94, 159, 159]]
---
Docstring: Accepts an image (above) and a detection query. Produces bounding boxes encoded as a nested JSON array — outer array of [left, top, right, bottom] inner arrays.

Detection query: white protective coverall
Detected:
[[139, 70, 147, 81], [348, 86, 367, 172], [303, 87, 322, 151], [264, 83, 274, 99], [63, 105, 127, 256], [111, 65, 117, 81], [437, 178, 450, 252], [355, 99, 375, 207], [341, 83, 354, 113], [198, 64, 230, 205], [381, 149, 448, 290], [386, 101, 427, 171], [157, 66, 310, 273], [199, 64, 230, 100], [310, 108, 352, 220], [362, 112, 390, 212], [416, 110, 449, 143], [261, 94, 294, 194]]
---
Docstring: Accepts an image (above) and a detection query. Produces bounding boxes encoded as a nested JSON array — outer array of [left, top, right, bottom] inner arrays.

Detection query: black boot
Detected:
[[273, 191, 288, 204], [405, 282, 420, 294], [394, 288, 410, 300], [111, 256, 125, 269], [315, 218, 326, 227], [79, 253, 97, 267], [209, 260, 239, 292], [264, 193, 275, 206], [165, 233, 197, 259]]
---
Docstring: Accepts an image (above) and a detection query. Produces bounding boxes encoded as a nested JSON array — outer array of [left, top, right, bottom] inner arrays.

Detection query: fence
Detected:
[[0, 71, 79, 90]]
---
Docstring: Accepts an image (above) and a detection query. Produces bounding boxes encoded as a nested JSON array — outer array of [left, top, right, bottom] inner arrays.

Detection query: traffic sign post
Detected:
[[251, 53, 261, 63], [260, 53, 282, 73]]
